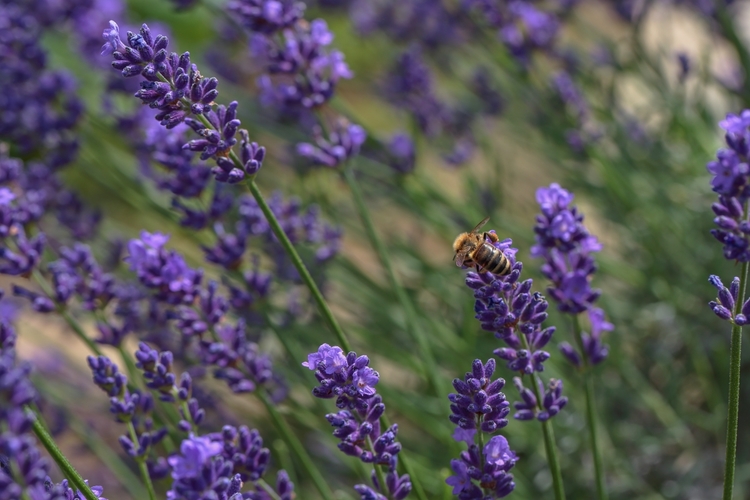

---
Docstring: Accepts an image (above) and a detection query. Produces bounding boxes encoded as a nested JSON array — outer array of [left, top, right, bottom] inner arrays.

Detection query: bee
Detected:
[[452, 216, 511, 276]]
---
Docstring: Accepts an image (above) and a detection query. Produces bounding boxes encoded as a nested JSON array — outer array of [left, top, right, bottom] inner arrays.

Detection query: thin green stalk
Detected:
[[255, 390, 335, 500], [172, 82, 351, 352], [723, 260, 749, 500], [571, 315, 607, 500], [127, 422, 157, 500], [29, 408, 99, 500], [529, 378, 566, 500], [244, 178, 351, 352], [256, 479, 283, 500], [520, 331, 565, 499], [341, 164, 443, 395]]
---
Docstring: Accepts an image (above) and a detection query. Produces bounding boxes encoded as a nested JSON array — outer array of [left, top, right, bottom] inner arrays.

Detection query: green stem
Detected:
[[341, 164, 443, 395], [723, 260, 749, 500], [529, 378, 566, 500], [29, 408, 99, 500], [571, 315, 607, 500], [127, 422, 157, 500], [244, 178, 351, 353], [256, 479, 283, 500], [255, 390, 335, 500]]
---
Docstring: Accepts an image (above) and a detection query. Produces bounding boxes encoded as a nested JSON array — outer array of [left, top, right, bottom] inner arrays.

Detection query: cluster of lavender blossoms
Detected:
[[88, 345, 293, 498], [464, 235, 568, 422], [446, 359, 517, 498], [304, 344, 412, 500], [225, 0, 366, 169], [707, 110, 750, 321], [0, 296, 107, 499], [531, 183, 611, 367]]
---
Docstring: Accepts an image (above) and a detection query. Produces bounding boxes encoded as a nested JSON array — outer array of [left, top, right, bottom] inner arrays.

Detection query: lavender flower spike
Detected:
[[446, 359, 517, 498], [102, 21, 266, 183], [532, 182, 612, 366], [304, 344, 412, 499], [708, 110, 750, 261]]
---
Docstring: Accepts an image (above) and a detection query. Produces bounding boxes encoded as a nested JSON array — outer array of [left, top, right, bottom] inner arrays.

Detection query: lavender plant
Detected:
[[2, 0, 750, 498], [531, 183, 611, 499], [707, 110, 750, 500], [462, 233, 566, 499]]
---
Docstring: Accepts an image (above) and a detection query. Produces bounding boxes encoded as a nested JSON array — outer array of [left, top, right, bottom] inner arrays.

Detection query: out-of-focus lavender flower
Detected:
[[87, 355, 168, 457], [351, 0, 464, 48], [471, 67, 504, 116], [0, 4, 83, 160], [531, 183, 602, 313], [304, 344, 412, 498], [707, 110, 750, 261], [239, 191, 342, 274], [227, 0, 306, 34], [386, 133, 416, 174], [297, 121, 366, 168], [127, 231, 203, 305], [531, 183, 611, 366], [384, 47, 446, 138], [676, 52, 691, 84], [251, 18, 354, 110], [1, 225, 46, 277]]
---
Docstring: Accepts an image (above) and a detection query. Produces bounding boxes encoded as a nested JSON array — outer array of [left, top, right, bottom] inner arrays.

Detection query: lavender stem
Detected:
[[723, 260, 748, 500], [572, 314, 607, 500], [342, 164, 443, 396], [30, 408, 99, 500]]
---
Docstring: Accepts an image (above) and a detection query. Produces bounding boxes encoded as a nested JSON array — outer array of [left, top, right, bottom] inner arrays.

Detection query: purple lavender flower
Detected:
[[226, 0, 305, 34], [446, 359, 516, 498], [462, 228, 568, 422], [448, 359, 510, 433], [127, 231, 203, 305], [297, 121, 366, 168], [708, 274, 750, 325], [446, 436, 517, 498], [531, 183, 611, 366], [103, 21, 264, 183], [87, 354, 168, 457], [304, 344, 411, 498], [512, 376, 568, 421], [707, 110, 750, 261], [252, 18, 354, 110], [467, 250, 555, 374], [167, 426, 294, 498], [386, 133, 416, 174], [531, 184, 602, 314]]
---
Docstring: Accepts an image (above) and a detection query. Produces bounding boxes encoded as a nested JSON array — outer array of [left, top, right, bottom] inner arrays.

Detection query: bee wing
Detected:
[[454, 250, 467, 267], [470, 216, 491, 234]]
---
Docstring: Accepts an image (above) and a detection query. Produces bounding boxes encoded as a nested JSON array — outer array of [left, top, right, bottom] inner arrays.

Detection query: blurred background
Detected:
[[4, 0, 750, 498]]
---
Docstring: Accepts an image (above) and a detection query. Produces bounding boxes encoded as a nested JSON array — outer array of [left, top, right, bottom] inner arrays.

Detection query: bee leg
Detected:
[[484, 232, 499, 243]]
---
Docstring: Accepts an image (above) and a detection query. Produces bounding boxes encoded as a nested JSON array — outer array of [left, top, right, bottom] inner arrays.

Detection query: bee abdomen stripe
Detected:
[[487, 249, 509, 275]]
